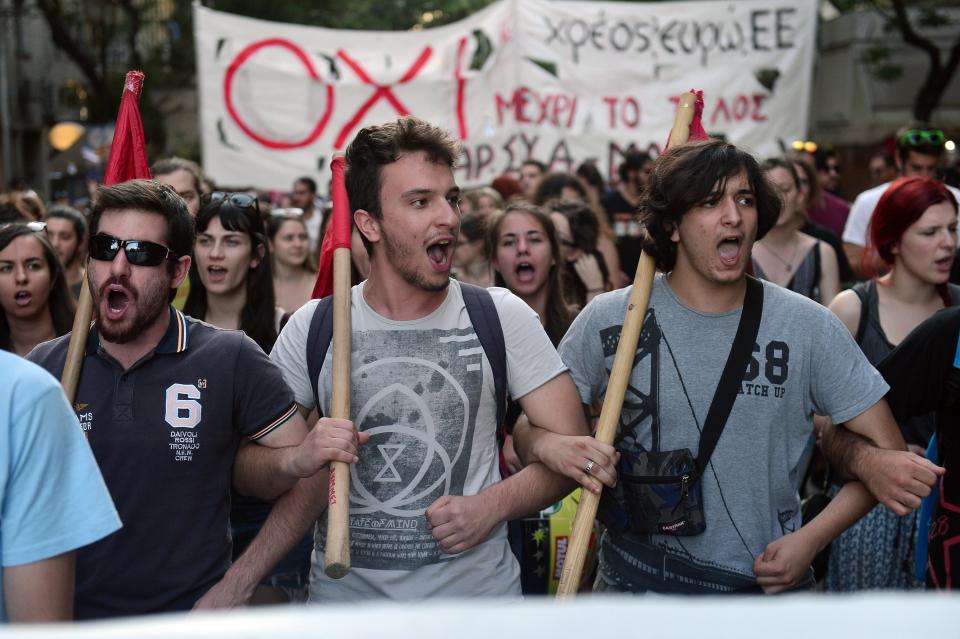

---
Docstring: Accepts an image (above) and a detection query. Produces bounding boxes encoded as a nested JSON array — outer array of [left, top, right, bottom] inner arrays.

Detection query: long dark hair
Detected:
[[546, 198, 611, 309], [0, 223, 76, 351], [486, 203, 572, 345], [184, 194, 278, 352]]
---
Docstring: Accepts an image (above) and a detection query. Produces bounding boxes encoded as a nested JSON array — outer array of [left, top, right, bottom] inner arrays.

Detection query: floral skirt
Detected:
[[825, 501, 922, 591]]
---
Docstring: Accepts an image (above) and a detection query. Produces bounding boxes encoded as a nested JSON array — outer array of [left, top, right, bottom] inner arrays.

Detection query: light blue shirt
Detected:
[[0, 351, 121, 621]]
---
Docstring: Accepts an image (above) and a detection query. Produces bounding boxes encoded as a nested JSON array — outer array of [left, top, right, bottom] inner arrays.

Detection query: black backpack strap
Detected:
[[852, 281, 870, 346], [306, 296, 334, 415], [694, 276, 764, 475], [460, 283, 507, 429]]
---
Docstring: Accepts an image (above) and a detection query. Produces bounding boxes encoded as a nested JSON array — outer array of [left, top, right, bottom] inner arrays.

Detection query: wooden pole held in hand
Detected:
[[60, 278, 93, 403], [555, 91, 698, 598], [324, 247, 353, 578]]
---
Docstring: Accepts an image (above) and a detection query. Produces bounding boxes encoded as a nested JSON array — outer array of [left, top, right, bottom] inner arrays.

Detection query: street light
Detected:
[[48, 121, 85, 151]]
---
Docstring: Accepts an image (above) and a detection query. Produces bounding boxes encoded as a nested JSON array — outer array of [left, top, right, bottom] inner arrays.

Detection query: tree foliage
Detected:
[[200, 0, 497, 31], [853, 0, 960, 121]]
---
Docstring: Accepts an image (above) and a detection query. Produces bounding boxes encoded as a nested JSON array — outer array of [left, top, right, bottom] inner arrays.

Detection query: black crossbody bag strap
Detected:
[[694, 276, 764, 475]]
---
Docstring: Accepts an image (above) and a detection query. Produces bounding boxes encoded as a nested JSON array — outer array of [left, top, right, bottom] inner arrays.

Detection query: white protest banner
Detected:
[[195, 0, 817, 190]]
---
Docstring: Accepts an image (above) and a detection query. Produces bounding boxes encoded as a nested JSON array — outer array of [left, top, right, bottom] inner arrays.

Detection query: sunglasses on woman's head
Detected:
[[208, 192, 261, 214], [0, 221, 47, 233], [88, 233, 175, 267]]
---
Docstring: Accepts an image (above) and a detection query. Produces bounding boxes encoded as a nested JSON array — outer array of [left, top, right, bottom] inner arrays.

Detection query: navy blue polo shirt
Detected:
[[29, 307, 297, 619]]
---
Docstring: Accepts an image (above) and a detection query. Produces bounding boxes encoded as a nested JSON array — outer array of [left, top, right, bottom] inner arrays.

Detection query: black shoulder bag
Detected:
[[618, 277, 764, 536]]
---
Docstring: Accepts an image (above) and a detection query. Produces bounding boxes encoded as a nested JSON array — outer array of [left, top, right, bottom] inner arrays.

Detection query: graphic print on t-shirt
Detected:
[[325, 327, 484, 571], [604, 308, 791, 453], [600, 308, 661, 453]]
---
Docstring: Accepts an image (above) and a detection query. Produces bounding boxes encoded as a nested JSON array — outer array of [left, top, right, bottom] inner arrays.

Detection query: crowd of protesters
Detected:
[[0, 117, 959, 621]]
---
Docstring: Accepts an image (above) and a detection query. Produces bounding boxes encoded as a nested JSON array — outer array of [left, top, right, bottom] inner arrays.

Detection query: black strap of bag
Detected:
[[693, 276, 764, 476]]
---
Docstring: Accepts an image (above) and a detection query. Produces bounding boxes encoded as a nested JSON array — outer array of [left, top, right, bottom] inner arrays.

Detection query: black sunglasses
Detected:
[[89, 233, 175, 267]]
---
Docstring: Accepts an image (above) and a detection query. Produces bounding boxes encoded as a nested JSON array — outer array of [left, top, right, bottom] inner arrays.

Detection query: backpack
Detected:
[[305, 283, 507, 429]]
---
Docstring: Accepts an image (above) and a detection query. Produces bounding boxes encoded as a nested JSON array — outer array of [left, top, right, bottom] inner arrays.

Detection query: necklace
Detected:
[[759, 239, 799, 273]]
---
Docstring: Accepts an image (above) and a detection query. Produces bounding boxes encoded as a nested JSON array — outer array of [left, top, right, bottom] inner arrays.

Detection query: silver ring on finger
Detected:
[[584, 460, 595, 475]]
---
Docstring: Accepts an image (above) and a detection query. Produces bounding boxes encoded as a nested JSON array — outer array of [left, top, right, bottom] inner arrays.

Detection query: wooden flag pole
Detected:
[[60, 70, 149, 402], [555, 91, 698, 598], [323, 240, 354, 578], [60, 279, 93, 402]]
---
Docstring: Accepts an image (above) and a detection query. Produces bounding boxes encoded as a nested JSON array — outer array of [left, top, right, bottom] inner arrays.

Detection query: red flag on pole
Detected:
[[665, 89, 709, 148], [103, 70, 151, 186], [60, 70, 151, 403], [312, 156, 353, 299]]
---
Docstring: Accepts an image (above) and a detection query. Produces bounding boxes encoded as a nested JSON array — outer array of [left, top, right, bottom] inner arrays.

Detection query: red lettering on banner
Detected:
[[454, 36, 469, 140], [603, 96, 641, 129], [751, 94, 769, 121], [494, 87, 578, 129], [667, 93, 769, 126], [223, 38, 334, 150], [333, 48, 433, 149], [708, 94, 770, 125]]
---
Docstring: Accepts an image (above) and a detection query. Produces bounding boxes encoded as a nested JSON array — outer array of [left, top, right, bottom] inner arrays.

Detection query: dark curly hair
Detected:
[[639, 140, 781, 272], [345, 117, 461, 255]]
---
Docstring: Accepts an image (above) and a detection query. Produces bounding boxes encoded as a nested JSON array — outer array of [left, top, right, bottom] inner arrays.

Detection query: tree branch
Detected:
[[889, 0, 942, 64], [35, 0, 105, 95], [945, 30, 960, 86]]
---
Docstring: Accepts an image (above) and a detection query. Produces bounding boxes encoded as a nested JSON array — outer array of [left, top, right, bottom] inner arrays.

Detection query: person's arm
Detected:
[[4, 553, 74, 622], [754, 480, 873, 593], [754, 398, 939, 592], [820, 421, 942, 514], [194, 471, 329, 609], [427, 373, 606, 554], [230, 331, 365, 500], [817, 242, 840, 307], [513, 406, 618, 495], [514, 294, 619, 494], [233, 407, 365, 501]]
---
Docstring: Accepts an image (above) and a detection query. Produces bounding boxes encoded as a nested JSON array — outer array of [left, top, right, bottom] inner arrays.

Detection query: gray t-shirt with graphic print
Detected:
[[559, 275, 887, 593], [272, 280, 567, 601]]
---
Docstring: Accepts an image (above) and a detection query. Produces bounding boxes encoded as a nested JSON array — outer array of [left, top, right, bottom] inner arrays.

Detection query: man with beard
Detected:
[[196, 117, 598, 606], [44, 205, 87, 298], [28, 180, 365, 618], [515, 140, 942, 594]]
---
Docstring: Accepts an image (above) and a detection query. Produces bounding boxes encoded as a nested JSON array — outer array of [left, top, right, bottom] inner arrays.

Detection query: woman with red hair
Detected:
[[826, 176, 959, 591]]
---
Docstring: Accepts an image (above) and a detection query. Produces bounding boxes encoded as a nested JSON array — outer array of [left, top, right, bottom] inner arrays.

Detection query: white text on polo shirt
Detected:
[[74, 403, 93, 437], [165, 383, 203, 462]]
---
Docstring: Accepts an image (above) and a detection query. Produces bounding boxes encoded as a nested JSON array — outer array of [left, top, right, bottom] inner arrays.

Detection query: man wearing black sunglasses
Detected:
[[28, 180, 364, 619], [843, 122, 960, 279]]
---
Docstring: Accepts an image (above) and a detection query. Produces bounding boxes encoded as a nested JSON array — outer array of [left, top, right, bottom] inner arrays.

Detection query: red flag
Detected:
[[103, 70, 151, 186], [665, 89, 710, 148], [312, 156, 353, 299]]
